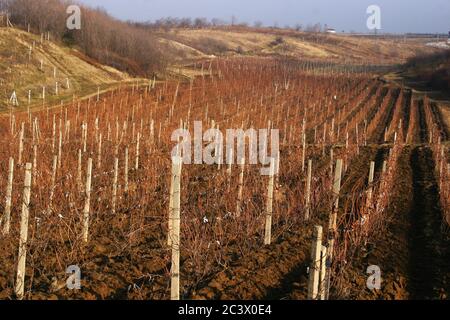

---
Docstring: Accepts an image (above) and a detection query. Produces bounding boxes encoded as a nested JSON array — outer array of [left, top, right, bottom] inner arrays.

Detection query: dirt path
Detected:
[[408, 147, 450, 299], [417, 99, 429, 143], [334, 146, 450, 300]]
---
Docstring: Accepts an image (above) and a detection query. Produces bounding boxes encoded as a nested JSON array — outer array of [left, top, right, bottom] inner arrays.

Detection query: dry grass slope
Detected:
[[0, 27, 131, 112], [158, 28, 438, 65]]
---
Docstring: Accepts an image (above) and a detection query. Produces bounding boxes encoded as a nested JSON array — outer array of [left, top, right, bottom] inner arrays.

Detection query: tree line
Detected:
[[134, 16, 326, 33], [0, 0, 165, 77]]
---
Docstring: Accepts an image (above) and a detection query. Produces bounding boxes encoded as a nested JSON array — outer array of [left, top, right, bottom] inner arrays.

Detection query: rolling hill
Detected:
[[0, 27, 131, 112]]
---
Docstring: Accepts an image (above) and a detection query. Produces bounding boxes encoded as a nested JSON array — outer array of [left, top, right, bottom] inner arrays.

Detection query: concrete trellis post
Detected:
[[15, 163, 32, 300], [2, 158, 14, 235], [264, 158, 276, 245], [319, 245, 328, 300], [307, 225, 323, 300], [382, 160, 387, 176], [82, 158, 93, 243], [328, 159, 343, 257], [170, 156, 183, 301], [325, 159, 343, 299], [305, 159, 313, 220]]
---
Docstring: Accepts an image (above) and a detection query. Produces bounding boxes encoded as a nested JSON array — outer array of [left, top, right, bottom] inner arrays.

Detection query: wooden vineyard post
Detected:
[[168, 137, 183, 243], [264, 158, 276, 245], [48, 155, 58, 211], [302, 119, 306, 172], [97, 133, 102, 169], [82, 158, 93, 243], [305, 159, 313, 221], [325, 159, 343, 298], [77, 150, 83, 192], [236, 158, 245, 217], [32, 145, 37, 184], [367, 161, 375, 207], [168, 167, 175, 247], [307, 225, 323, 300], [2, 158, 14, 235], [52, 116, 56, 153], [170, 156, 183, 301], [83, 123, 87, 153], [135, 133, 140, 170], [112, 158, 118, 214], [227, 148, 233, 188], [15, 163, 32, 300], [57, 130, 62, 169], [124, 148, 129, 193], [329, 148, 334, 188], [18, 123, 24, 165], [346, 131, 349, 150]]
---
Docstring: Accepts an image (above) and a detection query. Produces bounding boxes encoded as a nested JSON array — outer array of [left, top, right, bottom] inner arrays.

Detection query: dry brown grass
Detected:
[[0, 28, 130, 112], [158, 28, 438, 64]]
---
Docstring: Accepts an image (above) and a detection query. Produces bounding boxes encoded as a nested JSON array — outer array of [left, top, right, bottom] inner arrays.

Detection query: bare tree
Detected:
[[4, 0, 165, 76]]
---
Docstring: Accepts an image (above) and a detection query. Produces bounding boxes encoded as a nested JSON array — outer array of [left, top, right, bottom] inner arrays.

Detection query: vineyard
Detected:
[[0, 56, 449, 300]]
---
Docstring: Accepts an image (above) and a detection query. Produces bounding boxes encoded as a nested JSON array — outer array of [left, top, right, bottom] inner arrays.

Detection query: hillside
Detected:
[[0, 25, 442, 112], [158, 27, 439, 66], [0, 27, 131, 112]]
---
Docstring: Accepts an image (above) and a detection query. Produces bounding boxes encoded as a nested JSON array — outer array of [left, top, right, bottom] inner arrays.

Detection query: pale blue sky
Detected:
[[77, 0, 450, 33]]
